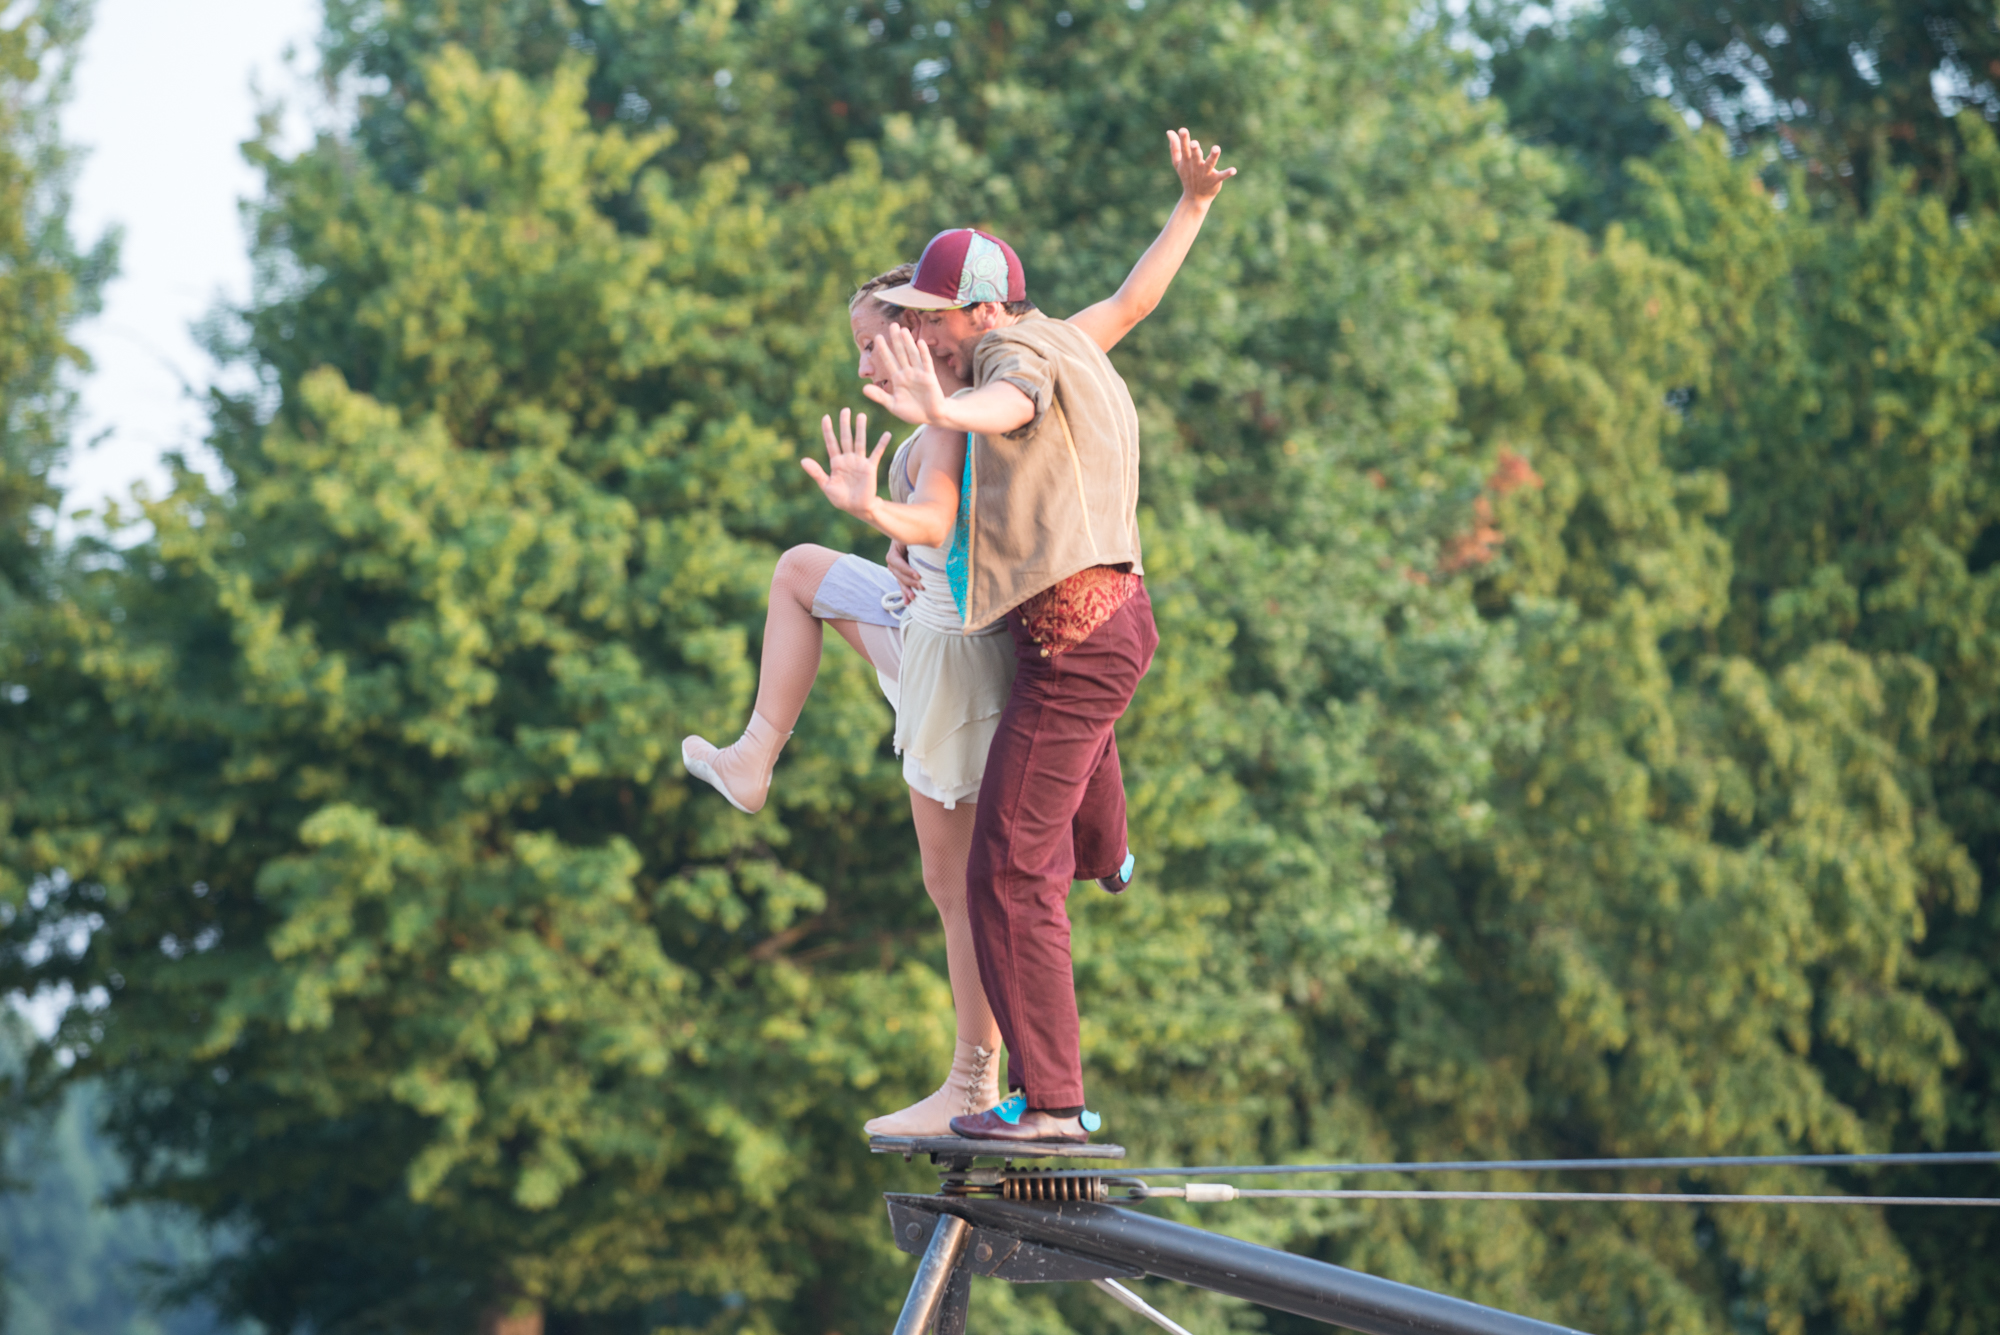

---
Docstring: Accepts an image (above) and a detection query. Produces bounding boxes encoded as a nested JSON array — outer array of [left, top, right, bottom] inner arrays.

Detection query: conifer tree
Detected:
[[0, 0, 110, 597]]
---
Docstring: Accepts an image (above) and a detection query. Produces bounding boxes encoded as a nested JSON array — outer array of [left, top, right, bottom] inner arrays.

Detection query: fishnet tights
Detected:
[[909, 790, 1003, 1053]]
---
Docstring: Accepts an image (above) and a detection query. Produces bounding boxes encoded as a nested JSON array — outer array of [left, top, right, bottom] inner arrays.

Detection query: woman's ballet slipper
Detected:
[[681, 711, 790, 814], [863, 1041, 999, 1138]]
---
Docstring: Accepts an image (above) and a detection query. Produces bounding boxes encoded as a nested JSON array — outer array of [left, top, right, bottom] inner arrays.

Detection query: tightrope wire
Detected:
[[1117, 1151, 2000, 1178], [1133, 1187, 2000, 1207]]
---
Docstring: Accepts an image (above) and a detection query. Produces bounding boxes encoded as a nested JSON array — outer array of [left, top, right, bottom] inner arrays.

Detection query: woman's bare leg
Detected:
[[862, 791, 1004, 1136], [753, 544, 851, 729], [682, 544, 870, 813]]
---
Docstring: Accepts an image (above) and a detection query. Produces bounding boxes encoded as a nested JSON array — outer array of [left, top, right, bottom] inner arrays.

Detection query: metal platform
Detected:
[[883, 1193, 1589, 1335], [870, 1134, 1127, 1162]]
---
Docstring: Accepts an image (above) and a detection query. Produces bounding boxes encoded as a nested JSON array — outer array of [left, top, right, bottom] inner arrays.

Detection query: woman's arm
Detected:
[[1067, 128, 1236, 353], [865, 427, 962, 548], [801, 411, 962, 548]]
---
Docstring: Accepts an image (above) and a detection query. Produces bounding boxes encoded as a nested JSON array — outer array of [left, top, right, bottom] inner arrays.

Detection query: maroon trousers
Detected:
[[966, 583, 1159, 1109]]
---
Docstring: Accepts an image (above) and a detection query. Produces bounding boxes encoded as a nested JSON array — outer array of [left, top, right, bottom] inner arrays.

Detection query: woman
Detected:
[[683, 129, 1234, 1135]]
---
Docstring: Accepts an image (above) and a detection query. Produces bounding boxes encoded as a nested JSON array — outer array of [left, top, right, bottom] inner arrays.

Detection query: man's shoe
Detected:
[[949, 1097, 1088, 1145], [1096, 851, 1135, 895]]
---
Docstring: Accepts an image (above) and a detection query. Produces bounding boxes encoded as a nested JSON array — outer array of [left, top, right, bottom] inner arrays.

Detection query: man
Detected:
[[865, 228, 1156, 1145]]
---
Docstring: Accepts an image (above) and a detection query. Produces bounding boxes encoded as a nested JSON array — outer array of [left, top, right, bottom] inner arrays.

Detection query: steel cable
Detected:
[[1117, 1151, 2000, 1178], [1135, 1186, 2000, 1207]]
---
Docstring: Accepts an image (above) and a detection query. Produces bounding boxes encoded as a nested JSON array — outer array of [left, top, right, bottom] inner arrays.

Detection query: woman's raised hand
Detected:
[[1168, 127, 1235, 204], [802, 407, 891, 520], [860, 324, 951, 426]]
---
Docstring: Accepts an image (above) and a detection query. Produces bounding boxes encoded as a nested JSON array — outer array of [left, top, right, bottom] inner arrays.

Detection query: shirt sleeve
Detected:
[[972, 330, 1055, 439]]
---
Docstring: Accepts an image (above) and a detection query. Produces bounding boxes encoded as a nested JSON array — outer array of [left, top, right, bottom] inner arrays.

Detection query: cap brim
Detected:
[[874, 282, 966, 311]]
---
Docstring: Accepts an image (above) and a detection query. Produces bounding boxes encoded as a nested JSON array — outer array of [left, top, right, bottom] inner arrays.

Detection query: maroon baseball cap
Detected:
[[877, 228, 1027, 310]]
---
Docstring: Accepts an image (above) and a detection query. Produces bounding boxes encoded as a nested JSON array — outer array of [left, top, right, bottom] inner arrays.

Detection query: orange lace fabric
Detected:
[[1015, 566, 1140, 658]]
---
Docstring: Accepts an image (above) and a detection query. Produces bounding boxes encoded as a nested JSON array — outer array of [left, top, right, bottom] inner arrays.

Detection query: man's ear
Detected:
[[969, 302, 1003, 331]]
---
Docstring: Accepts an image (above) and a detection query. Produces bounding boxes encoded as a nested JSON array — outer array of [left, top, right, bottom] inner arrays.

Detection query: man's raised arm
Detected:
[[1068, 128, 1236, 353]]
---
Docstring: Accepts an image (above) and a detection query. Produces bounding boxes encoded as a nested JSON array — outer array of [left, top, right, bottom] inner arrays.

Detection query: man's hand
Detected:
[[1168, 127, 1235, 206], [860, 324, 954, 427], [886, 539, 924, 602], [801, 407, 891, 522]]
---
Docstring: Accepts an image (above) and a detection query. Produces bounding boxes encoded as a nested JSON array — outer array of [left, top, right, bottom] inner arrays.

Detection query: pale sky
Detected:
[[13, 0, 321, 1033], [56, 0, 321, 522]]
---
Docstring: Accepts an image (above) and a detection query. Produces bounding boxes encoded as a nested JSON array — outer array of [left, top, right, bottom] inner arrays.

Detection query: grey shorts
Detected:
[[810, 552, 906, 703]]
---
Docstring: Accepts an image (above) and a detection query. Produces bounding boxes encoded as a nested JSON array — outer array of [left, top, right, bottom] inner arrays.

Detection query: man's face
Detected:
[[913, 304, 997, 382]]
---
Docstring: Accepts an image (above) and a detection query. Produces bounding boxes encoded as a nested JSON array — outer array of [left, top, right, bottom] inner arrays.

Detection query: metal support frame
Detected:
[[886, 1192, 1590, 1335], [1092, 1278, 1196, 1335], [891, 1214, 971, 1335]]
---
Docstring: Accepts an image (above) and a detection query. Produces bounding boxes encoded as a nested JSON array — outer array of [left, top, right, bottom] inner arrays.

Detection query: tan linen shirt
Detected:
[[957, 312, 1143, 630]]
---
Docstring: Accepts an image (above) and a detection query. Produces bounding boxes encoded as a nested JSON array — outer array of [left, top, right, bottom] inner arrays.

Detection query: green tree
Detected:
[[7, 45, 950, 1332], [1485, 8, 2000, 1323], [0, 0, 115, 1325], [1, 1015, 254, 1335], [0, 0, 112, 597], [1614, 117, 2000, 1335], [1479, 0, 2000, 210], [3, 2, 1981, 1333]]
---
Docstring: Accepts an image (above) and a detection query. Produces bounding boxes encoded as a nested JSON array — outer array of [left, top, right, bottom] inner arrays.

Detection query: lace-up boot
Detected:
[[862, 1041, 1000, 1138], [681, 711, 790, 814]]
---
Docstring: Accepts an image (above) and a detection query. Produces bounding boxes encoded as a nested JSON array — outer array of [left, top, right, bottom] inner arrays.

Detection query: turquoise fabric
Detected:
[[946, 433, 972, 622]]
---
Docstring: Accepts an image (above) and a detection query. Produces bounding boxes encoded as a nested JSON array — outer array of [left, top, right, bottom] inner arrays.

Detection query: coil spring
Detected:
[[999, 1172, 1106, 1203]]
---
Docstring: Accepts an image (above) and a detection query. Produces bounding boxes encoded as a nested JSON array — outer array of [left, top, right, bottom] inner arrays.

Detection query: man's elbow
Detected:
[[998, 384, 1038, 432]]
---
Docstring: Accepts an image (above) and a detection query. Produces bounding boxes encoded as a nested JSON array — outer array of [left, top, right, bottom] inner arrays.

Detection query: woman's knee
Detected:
[[915, 840, 962, 908], [773, 544, 841, 605], [919, 868, 960, 916]]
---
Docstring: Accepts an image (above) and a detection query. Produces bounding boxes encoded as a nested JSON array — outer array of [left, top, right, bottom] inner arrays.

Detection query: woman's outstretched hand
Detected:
[[860, 324, 953, 427], [1168, 127, 1235, 205], [802, 407, 891, 521]]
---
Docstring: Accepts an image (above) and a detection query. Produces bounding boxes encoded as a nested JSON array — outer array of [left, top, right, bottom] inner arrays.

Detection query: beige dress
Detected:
[[888, 432, 1016, 808]]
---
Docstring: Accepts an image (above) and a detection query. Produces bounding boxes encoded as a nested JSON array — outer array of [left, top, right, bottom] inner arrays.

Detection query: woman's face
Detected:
[[851, 303, 970, 393], [851, 305, 897, 387]]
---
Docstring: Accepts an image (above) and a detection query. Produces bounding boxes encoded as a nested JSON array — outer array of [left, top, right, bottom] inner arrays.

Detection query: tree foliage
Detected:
[[1, 1015, 251, 1335], [1, 1, 1991, 1334], [1484, 0, 2000, 1324], [0, 0, 111, 596], [1620, 115, 2000, 1335], [1483, 0, 2000, 206], [0, 0, 114, 1324]]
